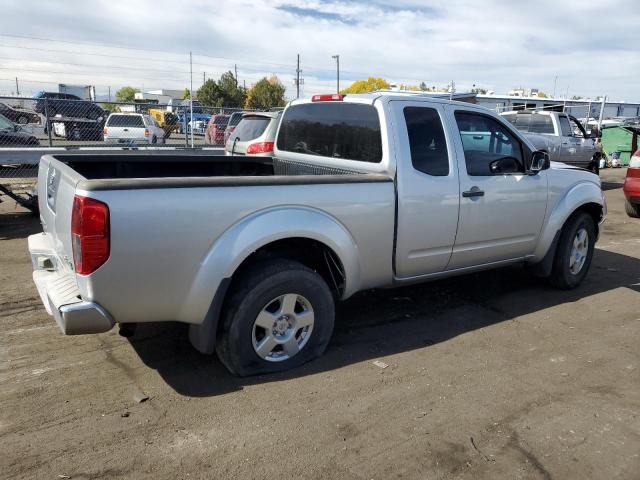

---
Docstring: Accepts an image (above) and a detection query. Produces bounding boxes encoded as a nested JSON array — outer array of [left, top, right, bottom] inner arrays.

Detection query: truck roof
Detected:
[[289, 91, 477, 108]]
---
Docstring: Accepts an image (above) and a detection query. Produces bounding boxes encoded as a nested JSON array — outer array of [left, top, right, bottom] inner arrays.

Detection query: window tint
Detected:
[[107, 115, 144, 128], [559, 116, 573, 136], [403, 107, 449, 176], [277, 102, 382, 163], [229, 112, 244, 127], [0, 114, 14, 129], [232, 116, 271, 141], [455, 111, 524, 176]]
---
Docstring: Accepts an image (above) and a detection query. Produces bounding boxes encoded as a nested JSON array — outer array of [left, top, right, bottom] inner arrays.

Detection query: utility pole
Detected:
[[332, 54, 340, 93], [189, 51, 194, 148], [296, 53, 301, 98], [203, 72, 205, 84], [234, 64, 238, 85], [553, 76, 558, 99], [15, 77, 19, 96], [108, 86, 111, 102]]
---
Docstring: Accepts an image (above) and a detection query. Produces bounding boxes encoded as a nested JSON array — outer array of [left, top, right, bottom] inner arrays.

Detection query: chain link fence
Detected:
[[0, 94, 261, 149]]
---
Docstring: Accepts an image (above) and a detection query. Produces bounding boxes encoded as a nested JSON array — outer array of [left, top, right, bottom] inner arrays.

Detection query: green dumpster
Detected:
[[601, 126, 639, 166]]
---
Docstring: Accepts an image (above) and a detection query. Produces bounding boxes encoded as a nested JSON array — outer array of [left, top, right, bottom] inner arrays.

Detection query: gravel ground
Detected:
[[1, 168, 638, 480]]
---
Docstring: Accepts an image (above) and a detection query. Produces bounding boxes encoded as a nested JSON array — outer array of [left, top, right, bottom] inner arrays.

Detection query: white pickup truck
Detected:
[[29, 93, 606, 376]]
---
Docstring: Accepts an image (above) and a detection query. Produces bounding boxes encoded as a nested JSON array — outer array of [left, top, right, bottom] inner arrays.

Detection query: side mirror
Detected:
[[529, 151, 550, 174]]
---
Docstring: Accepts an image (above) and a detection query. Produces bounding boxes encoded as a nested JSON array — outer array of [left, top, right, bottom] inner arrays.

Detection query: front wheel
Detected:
[[216, 260, 335, 376], [548, 212, 595, 289]]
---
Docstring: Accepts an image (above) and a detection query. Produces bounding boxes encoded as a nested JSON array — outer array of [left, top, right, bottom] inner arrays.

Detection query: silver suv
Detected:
[[224, 111, 281, 156]]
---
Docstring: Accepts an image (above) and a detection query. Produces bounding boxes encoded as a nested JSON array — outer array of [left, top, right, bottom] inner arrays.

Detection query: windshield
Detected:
[[107, 115, 144, 127], [232, 116, 271, 141], [0, 113, 14, 129]]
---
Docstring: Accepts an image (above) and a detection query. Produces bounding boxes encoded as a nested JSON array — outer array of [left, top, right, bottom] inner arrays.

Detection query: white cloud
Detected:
[[0, 0, 637, 101]]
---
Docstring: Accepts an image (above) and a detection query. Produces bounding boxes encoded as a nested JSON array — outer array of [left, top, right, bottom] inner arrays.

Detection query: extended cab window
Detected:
[[404, 107, 449, 176], [455, 111, 524, 176], [277, 102, 382, 163], [504, 113, 554, 134]]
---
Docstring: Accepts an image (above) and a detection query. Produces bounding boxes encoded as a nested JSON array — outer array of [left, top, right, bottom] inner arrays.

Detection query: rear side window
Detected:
[[404, 107, 449, 176], [277, 103, 382, 163], [214, 116, 229, 125], [559, 116, 573, 136], [107, 115, 144, 128], [229, 113, 244, 126], [232, 116, 271, 141]]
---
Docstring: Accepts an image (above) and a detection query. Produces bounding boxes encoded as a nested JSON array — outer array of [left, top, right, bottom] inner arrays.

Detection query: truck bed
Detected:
[[51, 153, 389, 190]]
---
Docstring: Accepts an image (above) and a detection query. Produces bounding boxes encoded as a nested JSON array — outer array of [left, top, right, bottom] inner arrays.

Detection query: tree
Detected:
[[181, 88, 191, 100], [217, 71, 246, 107], [341, 77, 390, 94], [196, 79, 221, 106], [115, 86, 139, 103], [245, 76, 286, 109], [471, 87, 488, 94]]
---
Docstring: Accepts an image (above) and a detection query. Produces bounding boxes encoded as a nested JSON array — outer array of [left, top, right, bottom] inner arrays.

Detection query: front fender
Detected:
[[179, 206, 361, 325], [532, 181, 604, 261]]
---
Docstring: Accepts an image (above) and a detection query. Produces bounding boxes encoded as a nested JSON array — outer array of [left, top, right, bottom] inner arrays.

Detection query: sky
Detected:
[[0, 0, 638, 101]]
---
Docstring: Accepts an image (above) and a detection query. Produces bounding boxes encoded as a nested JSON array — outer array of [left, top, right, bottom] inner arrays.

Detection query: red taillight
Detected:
[[312, 94, 345, 102], [103, 127, 108, 135], [71, 195, 110, 275], [229, 127, 235, 133], [246, 141, 274, 155], [144, 129, 150, 137]]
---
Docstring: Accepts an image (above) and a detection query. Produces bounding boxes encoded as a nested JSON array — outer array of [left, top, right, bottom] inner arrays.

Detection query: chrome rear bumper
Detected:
[[29, 233, 115, 335]]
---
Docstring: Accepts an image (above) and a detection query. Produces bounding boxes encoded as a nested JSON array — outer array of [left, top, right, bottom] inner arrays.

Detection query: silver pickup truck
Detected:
[[29, 93, 606, 376], [501, 110, 600, 173]]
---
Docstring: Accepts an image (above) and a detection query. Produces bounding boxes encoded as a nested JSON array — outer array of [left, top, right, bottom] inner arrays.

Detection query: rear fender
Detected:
[[179, 206, 361, 325]]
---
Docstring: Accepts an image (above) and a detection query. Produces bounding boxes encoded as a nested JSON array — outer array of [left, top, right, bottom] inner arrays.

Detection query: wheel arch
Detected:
[[185, 207, 361, 354]]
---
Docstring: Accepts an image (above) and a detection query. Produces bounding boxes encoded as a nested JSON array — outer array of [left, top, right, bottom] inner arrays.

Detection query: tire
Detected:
[[17, 116, 28, 125], [548, 212, 596, 289], [151, 135, 157, 144], [625, 199, 640, 218], [216, 260, 335, 376], [589, 158, 599, 175]]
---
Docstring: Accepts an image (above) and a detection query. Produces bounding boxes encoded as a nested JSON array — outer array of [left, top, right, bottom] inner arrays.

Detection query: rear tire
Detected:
[[151, 135, 157, 144], [548, 212, 595, 289], [625, 199, 640, 218], [216, 260, 335, 376]]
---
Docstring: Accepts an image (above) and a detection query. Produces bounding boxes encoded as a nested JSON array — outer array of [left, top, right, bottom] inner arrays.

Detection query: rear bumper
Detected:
[[623, 174, 640, 202], [29, 233, 115, 335]]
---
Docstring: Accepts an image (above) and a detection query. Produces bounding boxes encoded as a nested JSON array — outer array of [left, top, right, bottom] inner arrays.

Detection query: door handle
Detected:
[[462, 187, 484, 198]]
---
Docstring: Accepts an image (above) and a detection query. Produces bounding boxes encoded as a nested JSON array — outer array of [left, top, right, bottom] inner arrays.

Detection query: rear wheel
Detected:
[[151, 135, 157, 144], [625, 199, 640, 218], [548, 212, 595, 289], [216, 260, 335, 376]]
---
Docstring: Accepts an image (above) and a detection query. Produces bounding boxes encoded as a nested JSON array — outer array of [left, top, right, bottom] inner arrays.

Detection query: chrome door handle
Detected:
[[462, 187, 484, 198]]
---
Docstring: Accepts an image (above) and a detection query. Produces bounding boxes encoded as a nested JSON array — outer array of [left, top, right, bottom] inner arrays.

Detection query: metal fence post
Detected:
[[44, 98, 53, 147]]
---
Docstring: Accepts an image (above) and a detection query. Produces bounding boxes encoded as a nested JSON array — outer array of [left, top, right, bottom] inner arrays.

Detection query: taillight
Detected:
[[71, 195, 110, 275], [103, 127, 108, 135], [629, 151, 640, 168], [144, 129, 150, 136], [246, 141, 274, 155], [229, 127, 235, 133], [312, 94, 345, 102]]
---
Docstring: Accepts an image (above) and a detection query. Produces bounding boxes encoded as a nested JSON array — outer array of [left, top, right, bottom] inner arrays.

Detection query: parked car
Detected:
[[223, 111, 246, 144], [33, 91, 105, 121], [0, 113, 39, 146], [224, 111, 281, 156], [148, 108, 179, 139], [103, 113, 165, 144], [501, 110, 600, 173], [0, 102, 40, 124], [205, 114, 230, 145], [51, 117, 105, 141], [28, 92, 605, 376], [623, 150, 640, 218], [188, 119, 208, 135]]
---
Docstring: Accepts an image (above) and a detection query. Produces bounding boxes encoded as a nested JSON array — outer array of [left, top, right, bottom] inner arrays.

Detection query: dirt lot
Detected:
[[1, 168, 638, 480]]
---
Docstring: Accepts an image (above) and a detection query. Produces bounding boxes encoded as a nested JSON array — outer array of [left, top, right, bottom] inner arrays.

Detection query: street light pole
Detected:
[[332, 54, 340, 93]]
